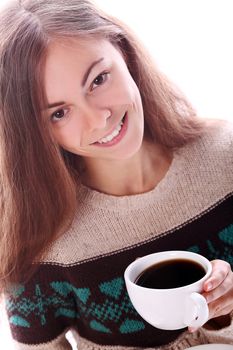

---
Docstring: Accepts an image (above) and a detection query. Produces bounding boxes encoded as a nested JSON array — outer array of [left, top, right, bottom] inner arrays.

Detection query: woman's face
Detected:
[[43, 37, 144, 161]]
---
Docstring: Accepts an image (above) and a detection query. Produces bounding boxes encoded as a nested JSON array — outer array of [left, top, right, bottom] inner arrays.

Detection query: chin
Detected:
[[112, 139, 143, 160]]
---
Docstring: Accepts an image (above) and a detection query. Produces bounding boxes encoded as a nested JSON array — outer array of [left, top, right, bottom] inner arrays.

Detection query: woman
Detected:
[[0, 0, 233, 349]]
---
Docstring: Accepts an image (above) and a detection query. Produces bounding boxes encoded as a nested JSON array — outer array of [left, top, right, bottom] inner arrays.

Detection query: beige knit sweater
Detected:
[[6, 121, 233, 349]]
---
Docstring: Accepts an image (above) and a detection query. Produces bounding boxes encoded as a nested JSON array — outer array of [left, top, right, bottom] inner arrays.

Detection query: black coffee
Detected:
[[135, 258, 206, 289]]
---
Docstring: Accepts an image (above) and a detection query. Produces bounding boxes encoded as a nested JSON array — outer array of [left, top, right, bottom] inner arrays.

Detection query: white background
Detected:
[[95, 0, 233, 121]]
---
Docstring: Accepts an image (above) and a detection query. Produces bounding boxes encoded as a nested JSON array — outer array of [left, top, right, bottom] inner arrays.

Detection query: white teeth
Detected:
[[98, 117, 124, 144]]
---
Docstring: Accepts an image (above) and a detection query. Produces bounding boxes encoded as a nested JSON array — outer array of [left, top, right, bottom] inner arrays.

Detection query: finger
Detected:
[[209, 302, 233, 319], [208, 289, 233, 319], [203, 260, 231, 292], [203, 271, 233, 304]]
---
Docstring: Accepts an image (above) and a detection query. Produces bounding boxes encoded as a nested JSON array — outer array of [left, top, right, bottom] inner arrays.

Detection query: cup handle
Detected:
[[183, 292, 209, 328]]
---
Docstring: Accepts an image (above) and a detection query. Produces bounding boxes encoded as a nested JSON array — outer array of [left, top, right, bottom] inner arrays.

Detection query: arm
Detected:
[[10, 330, 72, 350], [3, 268, 77, 349]]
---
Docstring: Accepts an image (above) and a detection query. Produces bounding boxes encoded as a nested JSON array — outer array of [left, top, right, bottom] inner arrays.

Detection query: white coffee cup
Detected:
[[124, 250, 212, 330]]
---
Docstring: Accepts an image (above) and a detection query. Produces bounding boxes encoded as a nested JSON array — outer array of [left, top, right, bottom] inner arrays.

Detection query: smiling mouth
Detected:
[[92, 113, 126, 145]]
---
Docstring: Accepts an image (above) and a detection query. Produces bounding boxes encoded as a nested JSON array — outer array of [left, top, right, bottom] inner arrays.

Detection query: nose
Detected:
[[81, 103, 111, 131]]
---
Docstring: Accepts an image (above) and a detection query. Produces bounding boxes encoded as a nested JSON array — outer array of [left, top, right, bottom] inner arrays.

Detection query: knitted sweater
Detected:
[[5, 121, 233, 349]]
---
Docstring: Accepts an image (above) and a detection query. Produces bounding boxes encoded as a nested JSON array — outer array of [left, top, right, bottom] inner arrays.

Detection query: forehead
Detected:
[[45, 37, 119, 72], [44, 37, 121, 98]]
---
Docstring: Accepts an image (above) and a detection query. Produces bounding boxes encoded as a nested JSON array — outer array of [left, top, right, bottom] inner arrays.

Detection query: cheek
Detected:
[[102, 82, 138, 108], [117, 67, 140, 99], [100, 68, 139, 106], [52, 120, 82, 150], [118, 76, 142, 111]]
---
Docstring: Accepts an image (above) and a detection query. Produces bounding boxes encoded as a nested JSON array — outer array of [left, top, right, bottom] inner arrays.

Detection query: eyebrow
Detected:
[[46, 57, 104, 110], [81, 57, 104, 86], [46, 101, 65, 109]]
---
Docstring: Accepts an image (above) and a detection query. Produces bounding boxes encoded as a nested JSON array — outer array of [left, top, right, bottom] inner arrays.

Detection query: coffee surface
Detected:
[[135, 258, 206, 289]]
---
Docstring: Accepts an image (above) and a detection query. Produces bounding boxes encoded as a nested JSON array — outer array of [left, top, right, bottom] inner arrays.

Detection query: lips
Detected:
[[97, 116, 124, 144], [93, 113, 128, 147]]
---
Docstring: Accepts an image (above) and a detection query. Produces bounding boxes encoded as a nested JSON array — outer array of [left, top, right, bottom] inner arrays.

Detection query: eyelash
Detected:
[[50, 71, 110, 123], [50, 108, 69, 123], [90, 71, 109, 91]]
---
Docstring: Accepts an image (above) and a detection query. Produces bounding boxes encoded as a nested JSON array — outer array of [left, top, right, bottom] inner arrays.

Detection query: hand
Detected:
[[189, 259, 233, 332]]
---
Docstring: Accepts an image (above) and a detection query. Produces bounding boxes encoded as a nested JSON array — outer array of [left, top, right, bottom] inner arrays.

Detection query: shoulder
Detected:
[[188, 118, 233, 161], [202, 118, 233, 144], [177, 118, 233, 192]]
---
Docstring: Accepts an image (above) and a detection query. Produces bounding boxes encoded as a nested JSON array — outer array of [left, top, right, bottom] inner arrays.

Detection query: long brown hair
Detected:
[[0, 0, 205, 293]]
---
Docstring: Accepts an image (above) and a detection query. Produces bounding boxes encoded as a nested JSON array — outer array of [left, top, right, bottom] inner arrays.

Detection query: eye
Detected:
[[90, 72, 109, 91], [50, 108, 69, 123]]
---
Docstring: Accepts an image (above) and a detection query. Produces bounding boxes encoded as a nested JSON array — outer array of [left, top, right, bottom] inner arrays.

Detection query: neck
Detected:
[[80, 141, 173, 196]]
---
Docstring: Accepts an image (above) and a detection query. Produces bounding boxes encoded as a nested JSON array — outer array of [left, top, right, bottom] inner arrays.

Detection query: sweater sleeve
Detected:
[[10, 330, 73, 350], [4, 265, 77, 349], [201, 312, 233, 344]]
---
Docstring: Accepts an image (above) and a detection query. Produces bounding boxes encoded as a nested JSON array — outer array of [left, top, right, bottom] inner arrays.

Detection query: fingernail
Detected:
[[206, 282, 212, 291]]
